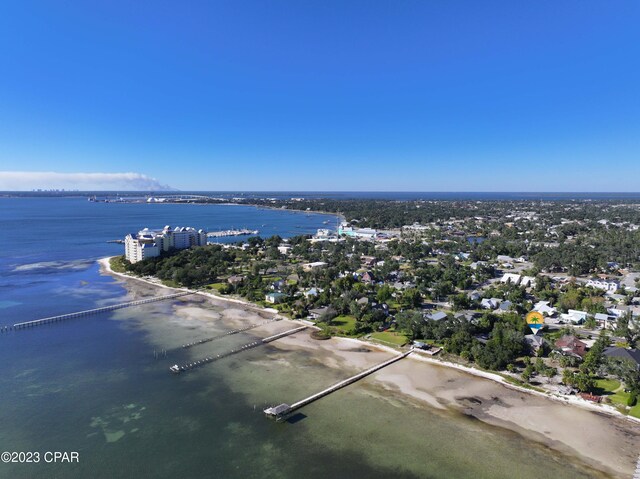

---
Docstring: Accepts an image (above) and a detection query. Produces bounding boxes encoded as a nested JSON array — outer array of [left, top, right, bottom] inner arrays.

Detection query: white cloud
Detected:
[[0, 171, 175, 191]]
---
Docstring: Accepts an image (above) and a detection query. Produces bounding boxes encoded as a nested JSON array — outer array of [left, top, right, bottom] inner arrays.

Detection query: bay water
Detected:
[[0, 197, 604, 478]]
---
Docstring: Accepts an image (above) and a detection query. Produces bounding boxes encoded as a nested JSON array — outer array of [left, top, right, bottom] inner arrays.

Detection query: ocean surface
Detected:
[[7, 191, 640, 201], [0, 197, 605, 478]]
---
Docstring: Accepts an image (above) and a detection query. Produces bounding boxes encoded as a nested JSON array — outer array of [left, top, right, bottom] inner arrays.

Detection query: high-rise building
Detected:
[[124, 225, 207, 263]]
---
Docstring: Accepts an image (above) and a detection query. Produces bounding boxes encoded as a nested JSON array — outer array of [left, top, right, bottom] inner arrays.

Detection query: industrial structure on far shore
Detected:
[[125, 225, 207, 263]]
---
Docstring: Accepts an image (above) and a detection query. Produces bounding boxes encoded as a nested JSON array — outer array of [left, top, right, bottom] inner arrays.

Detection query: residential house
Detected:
[[361, 271, 376, 284], [302, 261, 328, 272], [481, 298, 502, 310], [561, 309, 588, 324], [303, 287, 321, 298], [533, 301, 557, 317], [361, 256, 377, 267], [525, 334, 546, 353], [586, 278, 620, 293], [470, 261, 487, 270], [520, 276, 536, 288], [454, 311, 477, 322], [496, 300, 513, 313], [608, 305, 629, 318], [227, 275, 244, 286], [555, 335, 588, 357], [608, 293, 626, 303], [393, 281, 414, 291], [427, 311, 448, 321], [265, 292, 287, 304], [594, 313, 616, 330], [308, 307, 329, 320], [277, 245, 292, 255], [501, 273, 521, 285], [604, 347, 640, 370], [356, 297, 369, 306], [469, 292, 482, 302]]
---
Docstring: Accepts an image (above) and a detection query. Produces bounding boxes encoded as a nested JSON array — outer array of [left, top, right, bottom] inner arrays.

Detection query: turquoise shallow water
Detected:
[[0, 198, 607, 478]]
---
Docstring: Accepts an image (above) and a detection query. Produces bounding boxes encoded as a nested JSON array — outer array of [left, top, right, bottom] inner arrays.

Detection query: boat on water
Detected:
[[169, 365, 181, 374]]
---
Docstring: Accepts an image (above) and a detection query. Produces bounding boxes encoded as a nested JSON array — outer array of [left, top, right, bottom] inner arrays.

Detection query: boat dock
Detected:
[[264, 349, 412, 420], [177, 317, 282, 350], [11, 292, 192, 330], [207, 228, 259, 238], [170, 325, 307, 373]]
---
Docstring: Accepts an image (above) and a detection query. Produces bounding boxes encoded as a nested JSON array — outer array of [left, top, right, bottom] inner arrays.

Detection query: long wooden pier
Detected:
[[176, 317, 282, 350], [11, 292, 192, 330], [264, 349, 412, 420], [170, 325, 307, 373]]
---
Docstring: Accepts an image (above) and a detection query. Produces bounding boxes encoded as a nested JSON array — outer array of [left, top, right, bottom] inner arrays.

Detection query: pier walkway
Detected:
[[264, 349, 412, 419], [170, 325, 307, 373], [11, 292, 192, 330], [176, 317, 282, 350]]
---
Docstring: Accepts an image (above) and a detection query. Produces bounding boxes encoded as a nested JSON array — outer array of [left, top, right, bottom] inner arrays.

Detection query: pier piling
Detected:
[[170, 325, 307, 374]]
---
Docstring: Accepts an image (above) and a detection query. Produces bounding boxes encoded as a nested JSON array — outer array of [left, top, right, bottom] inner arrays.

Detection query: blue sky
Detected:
[[0, 1, 638, 191]]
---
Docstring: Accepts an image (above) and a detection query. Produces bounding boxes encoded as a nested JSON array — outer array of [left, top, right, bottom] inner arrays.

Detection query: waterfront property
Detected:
[[125, 225, 207, 263]]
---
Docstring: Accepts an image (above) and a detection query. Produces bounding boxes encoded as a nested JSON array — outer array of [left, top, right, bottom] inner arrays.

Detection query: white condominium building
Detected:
[[124, 225, 207, 263]]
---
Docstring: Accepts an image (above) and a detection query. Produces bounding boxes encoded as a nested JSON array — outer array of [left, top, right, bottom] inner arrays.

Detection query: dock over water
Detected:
[[171, 325, 308, 373], [264, 349, 412, 419], [12, 292, 192, 330], [177, 317, 282, 350]]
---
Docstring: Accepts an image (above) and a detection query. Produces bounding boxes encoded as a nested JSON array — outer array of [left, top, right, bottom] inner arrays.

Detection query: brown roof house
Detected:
[[555, 335, 587, 358]]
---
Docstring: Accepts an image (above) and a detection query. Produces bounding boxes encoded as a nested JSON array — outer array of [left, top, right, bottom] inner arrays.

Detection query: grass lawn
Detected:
[[593, 378, 640, 415], [592, 378, 621, 396], [330, 315, 357, 335], [207, 282, 227, 291], [370, 331, 409, 346], [386, 300, 401, 310], [262, 275, 282, 282], [592, 378, 635, 408]]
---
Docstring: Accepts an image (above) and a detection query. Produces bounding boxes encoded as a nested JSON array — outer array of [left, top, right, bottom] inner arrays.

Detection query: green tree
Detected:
[[581, 331, 609, 374], [376, 284, 393, 304], [395, 311, 423, 340], [615, 312, 640, 348]]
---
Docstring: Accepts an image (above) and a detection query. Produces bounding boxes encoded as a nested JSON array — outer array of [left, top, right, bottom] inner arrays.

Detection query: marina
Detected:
[[207, 228, 259, 238]]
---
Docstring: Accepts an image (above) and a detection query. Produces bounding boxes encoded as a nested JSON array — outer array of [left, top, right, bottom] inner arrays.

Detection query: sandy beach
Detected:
[[99, 257, 640, 478]]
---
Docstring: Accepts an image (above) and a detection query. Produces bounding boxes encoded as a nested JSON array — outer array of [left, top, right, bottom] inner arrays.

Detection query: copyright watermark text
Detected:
[[1, 451, 79, 464]]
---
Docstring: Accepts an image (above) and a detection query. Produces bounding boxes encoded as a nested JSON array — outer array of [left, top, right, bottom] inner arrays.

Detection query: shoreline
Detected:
[[99, 256, 640, 477], [98, 256, 640, 426]]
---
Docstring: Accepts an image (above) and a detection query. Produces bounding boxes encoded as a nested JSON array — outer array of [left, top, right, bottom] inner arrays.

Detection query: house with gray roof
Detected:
[[604, 347, 640, 370]]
